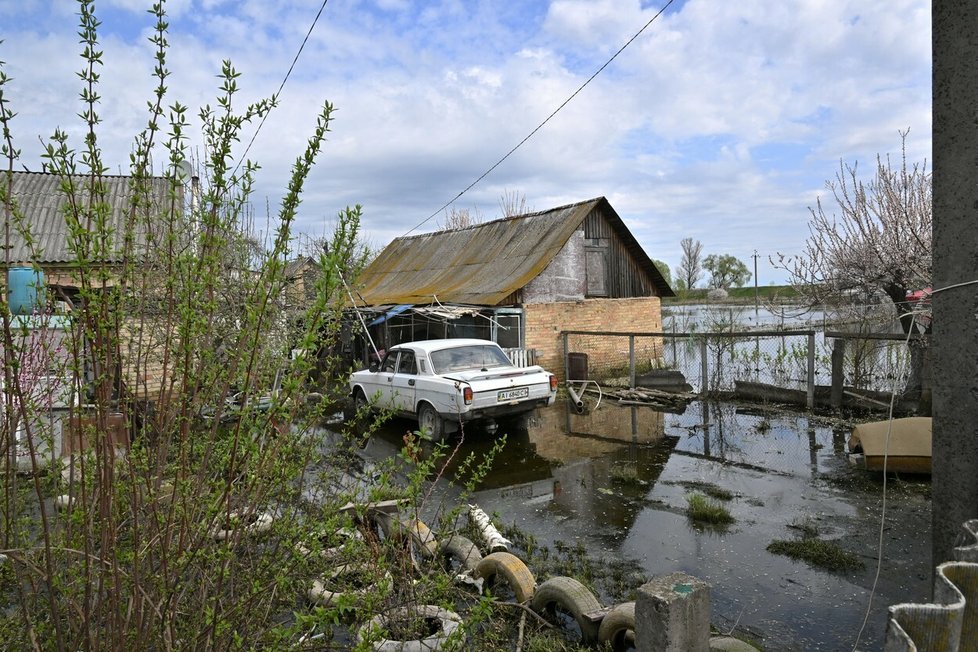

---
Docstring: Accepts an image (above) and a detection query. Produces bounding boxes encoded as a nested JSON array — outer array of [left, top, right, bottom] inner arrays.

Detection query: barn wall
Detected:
[[582, 208, 658, 298], [521, 208, 661, 305], [524, 296, 663, 381], [522, 228, 586, 303]]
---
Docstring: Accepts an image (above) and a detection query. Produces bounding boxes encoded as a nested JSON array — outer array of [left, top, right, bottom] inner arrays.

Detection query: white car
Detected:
[[349, 339, 557, 440]]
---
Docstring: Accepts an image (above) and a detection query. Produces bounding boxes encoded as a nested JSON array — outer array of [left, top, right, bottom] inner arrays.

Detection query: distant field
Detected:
[[665, 285, 801, 304]]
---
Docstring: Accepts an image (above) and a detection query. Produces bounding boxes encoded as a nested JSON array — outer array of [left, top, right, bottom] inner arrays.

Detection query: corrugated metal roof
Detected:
[[1, 171, 179, 264], [357, 197, 672, 305]]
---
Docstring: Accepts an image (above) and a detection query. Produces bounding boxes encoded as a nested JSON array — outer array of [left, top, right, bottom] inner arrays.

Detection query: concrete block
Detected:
[[635, 572, 711, 652]]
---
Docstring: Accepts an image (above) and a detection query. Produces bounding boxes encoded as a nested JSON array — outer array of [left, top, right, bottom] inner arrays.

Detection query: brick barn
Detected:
[[353, 197, 674, 379]]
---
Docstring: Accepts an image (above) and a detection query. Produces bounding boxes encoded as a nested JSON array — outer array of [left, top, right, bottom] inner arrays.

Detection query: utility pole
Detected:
[[752, 250, 759, 316], [932, 0, 978, 566]]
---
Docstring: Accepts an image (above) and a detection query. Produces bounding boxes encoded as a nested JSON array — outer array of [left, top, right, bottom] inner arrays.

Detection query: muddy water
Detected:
[[361, 398, 931, 651]]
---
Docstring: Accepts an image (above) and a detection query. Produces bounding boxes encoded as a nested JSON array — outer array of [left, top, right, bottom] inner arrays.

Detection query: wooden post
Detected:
[[830, 338, 845, 409], [629, 335, 636, 389], [699, 337, 709, 397], [562, 332, 569, 384], [806, 332, 815, 410]]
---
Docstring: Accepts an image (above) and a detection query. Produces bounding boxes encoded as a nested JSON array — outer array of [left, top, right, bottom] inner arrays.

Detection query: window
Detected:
[[493, 312, 522, 349], [396, 350, 417, 375], [380, 351, 397, 373]]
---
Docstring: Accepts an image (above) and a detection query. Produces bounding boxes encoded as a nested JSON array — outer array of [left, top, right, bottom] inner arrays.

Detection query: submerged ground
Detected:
[[360, 397, 932, 651]]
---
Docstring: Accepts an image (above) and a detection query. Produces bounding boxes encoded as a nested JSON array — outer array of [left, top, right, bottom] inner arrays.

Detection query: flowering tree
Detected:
[[776, 133, 932, 333], [775, 133, 932, 394]]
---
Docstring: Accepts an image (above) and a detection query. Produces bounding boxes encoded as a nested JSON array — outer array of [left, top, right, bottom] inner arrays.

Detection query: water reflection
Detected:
[[360, 397, 931, 650]]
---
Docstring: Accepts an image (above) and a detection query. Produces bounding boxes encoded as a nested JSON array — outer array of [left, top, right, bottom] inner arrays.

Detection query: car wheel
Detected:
[[353, 388, 369, 414], [417, 403, 445, 441]]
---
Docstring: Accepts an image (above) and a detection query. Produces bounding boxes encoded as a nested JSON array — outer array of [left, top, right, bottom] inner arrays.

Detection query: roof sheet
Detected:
[[1, 171, 180, 265], [357, 197, 672, 305], [357, 198, 597, 305]]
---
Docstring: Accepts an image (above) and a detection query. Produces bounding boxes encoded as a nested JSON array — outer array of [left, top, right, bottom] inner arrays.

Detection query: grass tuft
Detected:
[[685, 493, 735, 526], [766, 538, 864, 572]]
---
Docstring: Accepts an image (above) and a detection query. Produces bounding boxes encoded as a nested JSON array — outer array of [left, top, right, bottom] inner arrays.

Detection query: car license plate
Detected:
[[497, 387, 529, 402]]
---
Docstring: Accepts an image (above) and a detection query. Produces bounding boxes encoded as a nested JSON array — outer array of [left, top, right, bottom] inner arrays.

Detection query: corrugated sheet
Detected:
[[357, 197, 673, 306], [885, 519, 978, 651], [1, 171, 178, 264]]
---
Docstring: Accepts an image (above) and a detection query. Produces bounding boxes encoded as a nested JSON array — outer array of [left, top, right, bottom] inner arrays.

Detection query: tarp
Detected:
[[367, 304, 412, 327]]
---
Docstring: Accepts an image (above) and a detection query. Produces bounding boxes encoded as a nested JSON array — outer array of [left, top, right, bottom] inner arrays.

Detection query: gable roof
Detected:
[[357, 196, 673, 306], [1, 171, 179, 265]]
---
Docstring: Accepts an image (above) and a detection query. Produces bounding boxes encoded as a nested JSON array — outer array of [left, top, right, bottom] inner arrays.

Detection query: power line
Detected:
[[232, 0, 330, 180], [402, 0, 676, 237]]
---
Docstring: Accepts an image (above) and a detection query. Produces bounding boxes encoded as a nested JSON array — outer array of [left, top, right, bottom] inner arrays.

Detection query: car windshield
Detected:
[[430, 344, 512, 374]]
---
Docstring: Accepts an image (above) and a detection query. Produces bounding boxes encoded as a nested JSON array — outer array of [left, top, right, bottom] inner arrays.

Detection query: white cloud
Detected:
[[1, 0, 932, 284]]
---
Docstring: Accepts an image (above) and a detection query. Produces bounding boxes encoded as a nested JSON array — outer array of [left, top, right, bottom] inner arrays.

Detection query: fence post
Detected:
[[807, 332, 816, 410], [831, 338, 845, 409], [700, 337, 709, 397], [562, 332, 568, 384], [629, 335, 636, 389]]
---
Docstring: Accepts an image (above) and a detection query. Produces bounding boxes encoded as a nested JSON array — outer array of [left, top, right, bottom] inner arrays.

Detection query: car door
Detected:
[[365, 349, 399, 407], [390, 349, 418, 413]]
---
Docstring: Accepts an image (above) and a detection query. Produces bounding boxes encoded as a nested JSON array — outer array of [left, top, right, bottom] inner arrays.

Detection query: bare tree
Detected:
[[774, 132, 931, 333], [677, 237, 704, 290], [774, 132, 931, 395]]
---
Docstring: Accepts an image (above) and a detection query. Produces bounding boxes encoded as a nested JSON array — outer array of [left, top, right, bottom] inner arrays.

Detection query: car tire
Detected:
[[473, 551, 536, 602], [530, 576, 603, 644], [417, 403, 445, 441], [598, 601, 636, 650], [308, 564, 392, 609], [437, 534, 483, 573], [357, 604, 464, 651], [353, 388, 369, 414]]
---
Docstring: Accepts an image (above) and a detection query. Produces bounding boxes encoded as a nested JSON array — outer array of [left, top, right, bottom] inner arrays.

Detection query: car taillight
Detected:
[[463, 386, 473, 405], [549, 375, 558, 391]]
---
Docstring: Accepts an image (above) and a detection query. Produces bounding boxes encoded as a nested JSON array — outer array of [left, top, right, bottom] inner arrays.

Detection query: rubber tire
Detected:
[[530, 576, 603, 644], [211, 510, 274, 541], [308, 564, 391, 608], [417, 402, 445, 441], [353, 388, 370, 418], [358, 604, 464, 651], [598, 601, 636, 651], [437, 534, 482, 573], [473, 551, 536, 603], [377, 516, 439, 558]]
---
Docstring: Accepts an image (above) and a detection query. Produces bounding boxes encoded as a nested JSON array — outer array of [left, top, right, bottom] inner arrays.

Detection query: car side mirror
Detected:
[[369, 361, 379, 372]]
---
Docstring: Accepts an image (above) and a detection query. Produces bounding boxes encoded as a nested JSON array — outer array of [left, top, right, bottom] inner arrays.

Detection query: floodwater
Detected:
[[358, 398, 932, 651]]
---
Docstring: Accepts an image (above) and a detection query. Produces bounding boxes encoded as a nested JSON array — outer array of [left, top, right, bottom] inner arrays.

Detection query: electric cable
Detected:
[[402, 0, 676, 237], [232, 0, 331, 181]]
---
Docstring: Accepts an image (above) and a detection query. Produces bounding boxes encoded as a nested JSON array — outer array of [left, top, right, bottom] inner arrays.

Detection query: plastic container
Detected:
[[7, 267, 45, 315]]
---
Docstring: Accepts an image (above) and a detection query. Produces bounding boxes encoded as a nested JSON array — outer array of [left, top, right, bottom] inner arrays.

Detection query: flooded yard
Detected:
[[360, 398, 932, 651]]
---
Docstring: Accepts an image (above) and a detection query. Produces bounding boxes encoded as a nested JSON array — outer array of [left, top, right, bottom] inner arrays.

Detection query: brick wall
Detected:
[[524, 297, 663, 381]]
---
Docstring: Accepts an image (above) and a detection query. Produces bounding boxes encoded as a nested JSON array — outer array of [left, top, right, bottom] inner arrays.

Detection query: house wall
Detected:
[[521, 207, 663, 305], [522, 228, 586, 303], [524, 296, 663, 381]]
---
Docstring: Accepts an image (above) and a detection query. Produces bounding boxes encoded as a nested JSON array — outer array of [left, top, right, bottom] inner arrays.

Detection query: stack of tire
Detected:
[[308, 506, 638, 651]]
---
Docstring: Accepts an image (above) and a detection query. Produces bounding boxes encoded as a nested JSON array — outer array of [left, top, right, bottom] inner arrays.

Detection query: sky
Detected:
[[1, 0, 932, 286]]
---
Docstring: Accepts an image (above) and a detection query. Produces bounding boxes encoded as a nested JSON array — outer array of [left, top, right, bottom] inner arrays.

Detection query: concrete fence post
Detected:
[[635, 572, 711, 652], [700, 338, 709, 396], [629, 335, 636, 389], [807, 332, 816, 410]]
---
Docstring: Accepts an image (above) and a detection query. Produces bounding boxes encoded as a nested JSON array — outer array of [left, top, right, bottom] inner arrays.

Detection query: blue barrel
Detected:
[[7, 267, 45, 315]]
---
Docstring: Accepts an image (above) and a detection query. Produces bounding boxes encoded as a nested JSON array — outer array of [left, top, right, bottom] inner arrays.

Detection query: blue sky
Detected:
[[1, 0, 931, 285]]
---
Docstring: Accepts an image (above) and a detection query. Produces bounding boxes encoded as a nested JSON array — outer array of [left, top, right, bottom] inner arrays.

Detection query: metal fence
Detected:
[[561, 329, 919, 406]]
